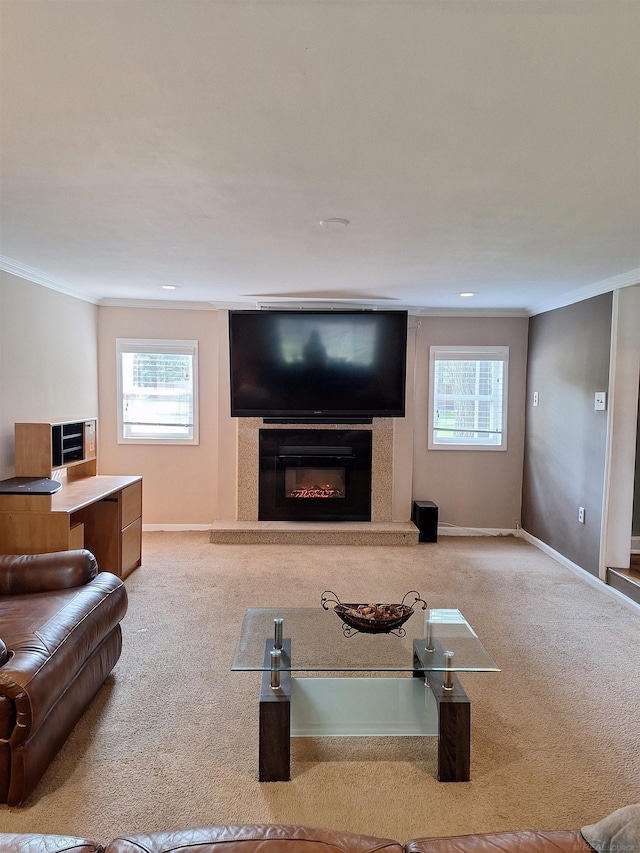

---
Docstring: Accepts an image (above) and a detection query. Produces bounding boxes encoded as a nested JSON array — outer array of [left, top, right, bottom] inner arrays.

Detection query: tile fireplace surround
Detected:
[[209, 418, 419, 545]]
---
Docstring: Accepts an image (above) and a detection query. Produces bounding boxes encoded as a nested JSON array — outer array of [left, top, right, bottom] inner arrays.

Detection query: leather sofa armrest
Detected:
[[404, 829, 593, 852], [0, 550, 98, 594], [0, 834, 102, 853], [0, 571, 127, 743]]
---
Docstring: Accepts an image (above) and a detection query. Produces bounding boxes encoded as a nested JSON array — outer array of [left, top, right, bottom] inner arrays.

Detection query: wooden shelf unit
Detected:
[[15, 419, 98, 479], [2, 419, 142, 579]]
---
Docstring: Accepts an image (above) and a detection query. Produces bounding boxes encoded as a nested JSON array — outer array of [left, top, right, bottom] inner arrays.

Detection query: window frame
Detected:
[[428, 345, 509, 451], [116, 338, 199, 445]]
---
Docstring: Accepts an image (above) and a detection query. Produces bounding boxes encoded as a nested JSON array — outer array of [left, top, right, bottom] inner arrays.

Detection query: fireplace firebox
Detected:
[[259, 429, 372, 522]]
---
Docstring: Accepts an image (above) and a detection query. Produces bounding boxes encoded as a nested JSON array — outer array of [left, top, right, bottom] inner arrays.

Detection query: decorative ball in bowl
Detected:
[[321, 590, 427, 637]]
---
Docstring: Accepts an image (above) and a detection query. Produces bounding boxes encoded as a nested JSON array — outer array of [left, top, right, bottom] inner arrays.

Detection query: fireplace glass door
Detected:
[[259, 429, 372, 522]]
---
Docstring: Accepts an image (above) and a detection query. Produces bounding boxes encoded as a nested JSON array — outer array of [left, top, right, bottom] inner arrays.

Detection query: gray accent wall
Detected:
[[521, 293, 612, 575]]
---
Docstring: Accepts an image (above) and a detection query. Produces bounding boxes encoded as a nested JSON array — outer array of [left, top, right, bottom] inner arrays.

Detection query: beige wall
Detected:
[[0, 272, 99, 480], [411, 315, 529, 530], [391, 317, 417, 521], [214, 310, 238, 522], [223, 307, 529, 529], [97, 306, 219, 525]]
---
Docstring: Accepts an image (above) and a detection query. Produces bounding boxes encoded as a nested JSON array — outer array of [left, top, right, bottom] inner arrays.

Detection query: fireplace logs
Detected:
[[286, 486, 346, 499]]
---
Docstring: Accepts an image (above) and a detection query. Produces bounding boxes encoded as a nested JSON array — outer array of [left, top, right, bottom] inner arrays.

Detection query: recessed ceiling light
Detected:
[[161, 285, 179, 290], [459, 291, 476, 298], [319, 218, 350, 228]]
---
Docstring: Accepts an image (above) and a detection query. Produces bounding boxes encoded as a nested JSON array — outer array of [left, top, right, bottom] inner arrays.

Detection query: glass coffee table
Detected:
[[232, 604, 500, 783]]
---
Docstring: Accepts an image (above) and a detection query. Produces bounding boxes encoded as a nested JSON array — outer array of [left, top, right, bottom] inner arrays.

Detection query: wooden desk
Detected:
[[0, 475, 142, 579]]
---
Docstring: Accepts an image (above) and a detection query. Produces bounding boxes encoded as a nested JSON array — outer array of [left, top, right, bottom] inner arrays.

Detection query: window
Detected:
[[428, 346, 508, 450], [116, 339, 199, 444]]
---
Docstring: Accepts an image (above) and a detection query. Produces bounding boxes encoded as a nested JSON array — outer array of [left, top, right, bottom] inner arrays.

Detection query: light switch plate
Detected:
[[594, 392, 607, 411]]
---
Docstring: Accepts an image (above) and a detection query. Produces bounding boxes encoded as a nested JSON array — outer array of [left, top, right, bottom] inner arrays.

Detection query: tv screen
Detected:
[[229, 310, 407, 419]]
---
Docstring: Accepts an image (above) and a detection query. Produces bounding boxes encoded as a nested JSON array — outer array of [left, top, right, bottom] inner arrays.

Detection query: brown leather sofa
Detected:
[[0, 550, 128, 806], [0, 824, 600, 853]]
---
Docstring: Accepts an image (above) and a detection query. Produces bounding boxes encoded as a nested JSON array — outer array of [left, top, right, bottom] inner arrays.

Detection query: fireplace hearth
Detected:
[[259, 429, 372, 522]]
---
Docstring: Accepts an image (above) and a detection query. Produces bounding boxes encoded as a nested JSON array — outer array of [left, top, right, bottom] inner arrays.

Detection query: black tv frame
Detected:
[[229, 309, 408, 422]]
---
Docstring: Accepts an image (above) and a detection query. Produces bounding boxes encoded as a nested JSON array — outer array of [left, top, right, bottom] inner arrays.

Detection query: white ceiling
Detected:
[[1, 0, 639, 315]]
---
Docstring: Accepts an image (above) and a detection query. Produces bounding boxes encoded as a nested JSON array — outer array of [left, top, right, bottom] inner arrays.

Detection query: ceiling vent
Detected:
[[255, 301, 380, 311]]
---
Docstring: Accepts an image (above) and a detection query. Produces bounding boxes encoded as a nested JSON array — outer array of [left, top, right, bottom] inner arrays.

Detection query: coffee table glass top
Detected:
[[231, 607, 500, 673]]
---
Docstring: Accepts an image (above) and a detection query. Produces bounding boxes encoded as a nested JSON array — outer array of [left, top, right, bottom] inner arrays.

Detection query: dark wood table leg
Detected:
[[425, 671, 470, 781], [259, 638, 291, 782], [414, 640, 471, 782]]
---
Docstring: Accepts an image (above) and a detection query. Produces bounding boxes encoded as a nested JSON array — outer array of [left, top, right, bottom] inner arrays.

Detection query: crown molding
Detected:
[[0, 256, 100, 305], [415, 307, 530, 318], [527, 267, 640, 316], [100, 298, 217, 310]]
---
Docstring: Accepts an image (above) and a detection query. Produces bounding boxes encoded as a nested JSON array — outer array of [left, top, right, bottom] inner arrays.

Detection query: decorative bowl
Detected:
[[320, 590, 427, 637]]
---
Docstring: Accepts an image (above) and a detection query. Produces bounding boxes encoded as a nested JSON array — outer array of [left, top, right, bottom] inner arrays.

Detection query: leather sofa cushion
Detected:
[[0, 834, 101, 853], [405, 829, 593, 852], [104, 825, 404, 853]]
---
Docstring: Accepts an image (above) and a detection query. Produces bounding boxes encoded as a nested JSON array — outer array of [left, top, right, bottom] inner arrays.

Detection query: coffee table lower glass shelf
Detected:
[[290, 677, 438, 737], [231, 607, 499, 783]]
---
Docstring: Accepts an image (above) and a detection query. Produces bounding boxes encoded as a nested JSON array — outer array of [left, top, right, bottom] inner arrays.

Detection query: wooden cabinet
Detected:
[[1, 419, 142, 579], [15, 420, 97, 479], [70, 479, 142, 579]]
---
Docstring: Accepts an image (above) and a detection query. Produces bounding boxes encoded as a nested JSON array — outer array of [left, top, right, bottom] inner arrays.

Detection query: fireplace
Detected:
[[258, 429, 372, 522]]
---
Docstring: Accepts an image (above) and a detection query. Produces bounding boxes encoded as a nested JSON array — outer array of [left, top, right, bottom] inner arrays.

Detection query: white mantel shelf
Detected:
[[209, 521, 419, 546]]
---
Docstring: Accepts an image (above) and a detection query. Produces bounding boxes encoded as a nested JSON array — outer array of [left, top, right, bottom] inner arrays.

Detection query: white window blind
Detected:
[[116, 339, 199, 444], [428, 346, 508, 450]]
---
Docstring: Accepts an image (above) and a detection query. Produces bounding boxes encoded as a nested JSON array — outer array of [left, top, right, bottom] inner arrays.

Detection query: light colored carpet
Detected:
[[0, 532, 639, 841]]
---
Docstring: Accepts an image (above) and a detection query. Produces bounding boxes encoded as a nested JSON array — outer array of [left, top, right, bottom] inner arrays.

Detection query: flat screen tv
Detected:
[[229, 309, 408, 420]]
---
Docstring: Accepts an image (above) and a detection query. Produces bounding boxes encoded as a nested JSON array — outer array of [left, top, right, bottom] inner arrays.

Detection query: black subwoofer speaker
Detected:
[[412, 500, 438, 543]]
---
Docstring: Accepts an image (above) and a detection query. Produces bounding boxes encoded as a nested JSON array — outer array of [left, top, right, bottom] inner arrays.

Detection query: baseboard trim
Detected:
[[518, 528, 640, 615], [143, 524, 214, 531], [438, 525, 516, 537]]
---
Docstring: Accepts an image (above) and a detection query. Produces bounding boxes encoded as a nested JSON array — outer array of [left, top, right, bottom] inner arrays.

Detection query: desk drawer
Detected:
[[69, 522, 85, 550], [121, 517, 142, 578], [121, 480, 142, 528]]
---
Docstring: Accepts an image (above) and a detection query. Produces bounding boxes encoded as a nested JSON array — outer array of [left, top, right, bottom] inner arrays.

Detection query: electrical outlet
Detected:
[[533, 391, 539, 407], [578, 506, 585, 524], [594, 392, 607, 411]]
